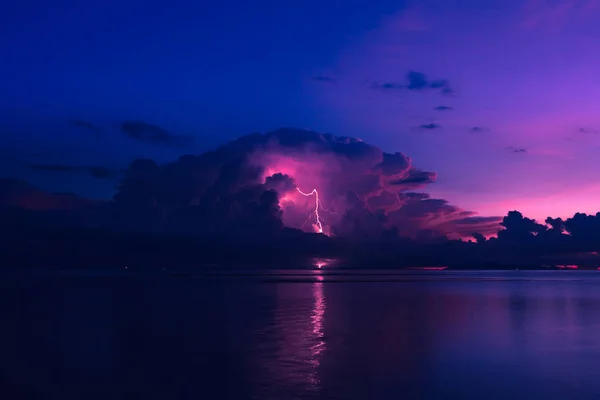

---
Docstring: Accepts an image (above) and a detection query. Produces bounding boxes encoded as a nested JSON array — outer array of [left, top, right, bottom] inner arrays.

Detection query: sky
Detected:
[[2, 0, 600, 222]]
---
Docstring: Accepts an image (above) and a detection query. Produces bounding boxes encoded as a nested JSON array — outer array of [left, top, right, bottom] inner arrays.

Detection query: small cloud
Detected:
[[470, 126, 490, 133], [372, 82, 405, 90], [373, 71, 455, 95], [29, 164, 119, 179], [120, 121, 192, 148], [578, 127, 600, 134], [407, 71, 454, 94], [419, 123, 441, 130], [507, 146, 527, 154], [428, 79, 448, 89], [441, 86, 456, 96], [311, 75, 335, 83], [69, 120, 103, 133], [434, 105, 453, 111], [407, 71, 429, 90], [565, 126, 600, 142]]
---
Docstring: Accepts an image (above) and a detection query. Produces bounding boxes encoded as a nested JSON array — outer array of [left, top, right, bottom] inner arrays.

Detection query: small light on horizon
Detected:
[[312, 257, 338, 269]]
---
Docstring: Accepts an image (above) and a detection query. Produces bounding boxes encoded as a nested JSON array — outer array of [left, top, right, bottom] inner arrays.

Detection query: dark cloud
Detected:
[[311, 75, 335, 83], [578, 127, 600, 134], [507, 146, 527, 154], [29, 164, 119, 179], [7, 129, 503, 245], [391, 170, 436, 186], [428, 79, 449, 89], [5, 204, 600, 269], [372, 71, 454, 95], [98, 128, 497, 238], [371, 82, 404, 90], [440, 87, 455, 96], [70, 120, 103, 133], [406, 71, 429, 90], [120, 121, 193, 148], [419, 123, 441, 130], [470, 126, 489, 133], [434, 105, 453, 111], [479, 210, 600, 260]]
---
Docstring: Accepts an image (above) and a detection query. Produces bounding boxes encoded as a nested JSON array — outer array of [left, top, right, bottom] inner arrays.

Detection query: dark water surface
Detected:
[[3, 270, 600, 399]]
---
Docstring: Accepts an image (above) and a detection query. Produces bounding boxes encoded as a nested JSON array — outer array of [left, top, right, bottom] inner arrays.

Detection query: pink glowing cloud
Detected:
[[238, 129, 500, 237]]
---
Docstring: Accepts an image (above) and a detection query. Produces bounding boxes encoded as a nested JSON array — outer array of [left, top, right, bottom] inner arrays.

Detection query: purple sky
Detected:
[[307, 0, 600, 222], [1, 0, 600, 222]]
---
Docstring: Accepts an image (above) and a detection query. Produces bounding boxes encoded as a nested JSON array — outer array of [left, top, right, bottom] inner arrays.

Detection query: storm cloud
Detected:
[[8, 128, 600, 268], [109, 128, 499, 238]]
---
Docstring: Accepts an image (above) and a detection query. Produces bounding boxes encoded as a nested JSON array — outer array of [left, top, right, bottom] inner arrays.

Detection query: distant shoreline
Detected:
[[1, 265, 597, 273]]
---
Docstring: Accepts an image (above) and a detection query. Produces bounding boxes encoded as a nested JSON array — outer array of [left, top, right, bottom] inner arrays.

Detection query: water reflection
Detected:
[[256, 270, 328, 397], [6, 272, 600, 399], [309, 272, 326, 384]]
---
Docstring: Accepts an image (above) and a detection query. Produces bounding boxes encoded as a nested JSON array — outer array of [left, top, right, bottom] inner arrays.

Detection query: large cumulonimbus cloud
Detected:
[[112, 128, 501, 238]]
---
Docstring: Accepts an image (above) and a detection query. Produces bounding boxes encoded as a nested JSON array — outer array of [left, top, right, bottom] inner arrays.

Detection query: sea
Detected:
[[2, 270, 600, 399]]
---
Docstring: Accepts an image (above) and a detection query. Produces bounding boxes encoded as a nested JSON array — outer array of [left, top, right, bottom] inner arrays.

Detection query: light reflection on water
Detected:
[[4, 271, 600, 399], [254, 270, 327, 398], [309, 275, 326, 383]]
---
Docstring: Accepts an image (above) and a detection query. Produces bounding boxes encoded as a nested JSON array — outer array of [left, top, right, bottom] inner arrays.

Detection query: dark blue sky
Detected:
[[1, 0, 402, 134]]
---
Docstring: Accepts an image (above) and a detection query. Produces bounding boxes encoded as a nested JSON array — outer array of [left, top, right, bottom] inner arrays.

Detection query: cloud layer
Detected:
[[4, 128, 600, 268], [372, 71, 455, 95], [107, 128, 499, 238]]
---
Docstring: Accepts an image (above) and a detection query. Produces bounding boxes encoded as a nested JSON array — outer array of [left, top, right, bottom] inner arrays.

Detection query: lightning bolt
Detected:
[[296, 187, 324, 234]]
